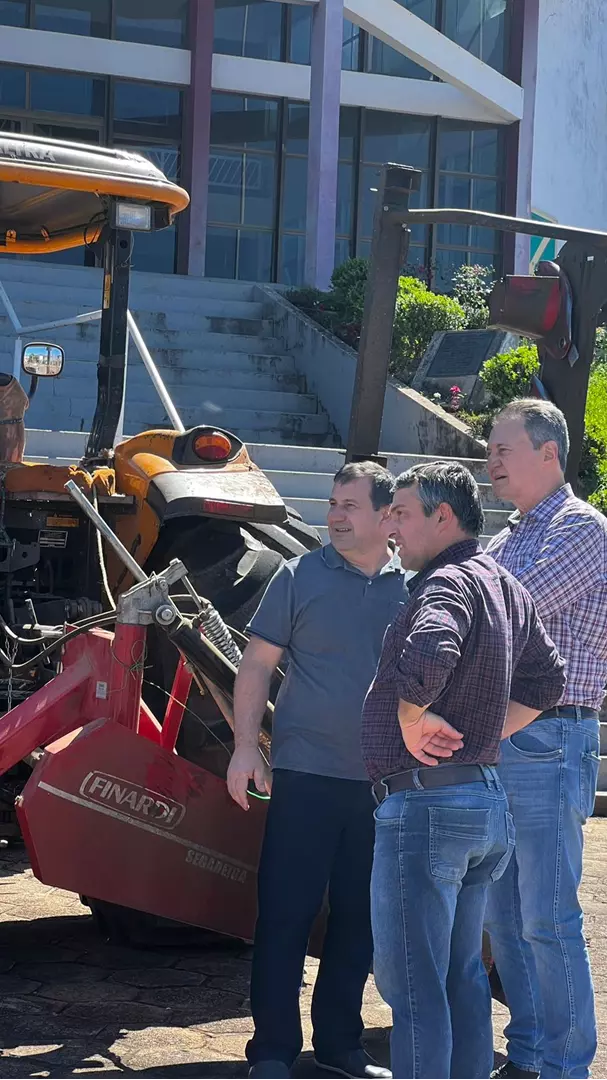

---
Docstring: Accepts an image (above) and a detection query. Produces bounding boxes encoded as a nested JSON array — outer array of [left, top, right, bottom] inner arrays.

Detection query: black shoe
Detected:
[[490, 1063, 540, 1079], [248, 1061, 291, 1078], [314, 1049, 392, 1078]]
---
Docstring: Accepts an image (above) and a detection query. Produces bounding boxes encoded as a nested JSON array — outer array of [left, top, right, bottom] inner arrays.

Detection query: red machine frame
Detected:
[[3, 561, 268, 941]]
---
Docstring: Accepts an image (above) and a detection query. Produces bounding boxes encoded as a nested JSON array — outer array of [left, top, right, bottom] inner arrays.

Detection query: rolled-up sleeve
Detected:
[[511, 606, 567, 710], [515, 514, 606, 622], [395, 580, 473, 707]]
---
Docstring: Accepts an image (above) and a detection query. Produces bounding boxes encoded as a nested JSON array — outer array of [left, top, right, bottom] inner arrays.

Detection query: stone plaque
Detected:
[[412, 329, 518, 407], [426, 331, 497, 378]]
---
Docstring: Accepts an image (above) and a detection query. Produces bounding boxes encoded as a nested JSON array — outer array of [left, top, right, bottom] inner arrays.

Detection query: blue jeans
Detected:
[[484, 714, 600, 1079], [371, 768, 514, 1079]]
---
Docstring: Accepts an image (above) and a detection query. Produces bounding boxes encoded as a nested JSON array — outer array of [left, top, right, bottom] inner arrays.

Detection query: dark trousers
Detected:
[[246, 768, 375, 1068]]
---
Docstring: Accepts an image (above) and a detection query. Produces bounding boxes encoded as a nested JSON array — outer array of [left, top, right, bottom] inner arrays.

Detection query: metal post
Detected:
[[65, 479, 147, 583], [12, 337, 21, 383], [114, 330, 128, 446], [345, 165, 421, 463], [85, 226, 131, 460], [540, 242, 607, 487]]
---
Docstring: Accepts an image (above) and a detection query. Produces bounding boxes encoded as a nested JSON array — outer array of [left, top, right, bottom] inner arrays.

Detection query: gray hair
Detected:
[[395, 460, 485, 537], [333, 460, 395, 510], [494, 398, 569, 471]]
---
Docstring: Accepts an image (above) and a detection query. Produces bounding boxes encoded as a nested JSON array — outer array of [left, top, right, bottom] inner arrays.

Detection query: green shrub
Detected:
[[391, 279, 467, 381], [581, 365, 607, 507], [588, 485, 607, 516], [330, 256, 369, 294], [479, 344, 540, 409], [594, 326, 607, 366], [458, 409, 496, 441], [578, 431, 607, 500], [451, 264, 494, 330], [329, 257, 369, 326], [585, 363, 607, 447]]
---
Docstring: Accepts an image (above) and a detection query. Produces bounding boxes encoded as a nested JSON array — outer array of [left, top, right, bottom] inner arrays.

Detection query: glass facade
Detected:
[[0, 0, 512, 281], [0, 62, 183, 272], [213, 0, 512, 76], [206, 92, 505, 288], [0, 0, 189, 46]]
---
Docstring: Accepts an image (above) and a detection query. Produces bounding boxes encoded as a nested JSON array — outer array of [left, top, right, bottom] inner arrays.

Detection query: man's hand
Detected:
[[227, 746, 272, 811], [399, 708, 464, 767]]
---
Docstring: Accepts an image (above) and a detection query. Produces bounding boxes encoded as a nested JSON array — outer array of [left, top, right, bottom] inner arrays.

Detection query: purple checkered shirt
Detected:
[[361, 539, 566, 783], [486, 483, 607, 711]]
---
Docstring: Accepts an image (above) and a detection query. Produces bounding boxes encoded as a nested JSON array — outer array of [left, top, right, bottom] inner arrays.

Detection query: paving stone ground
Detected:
[[0, 820, 606, 1078]]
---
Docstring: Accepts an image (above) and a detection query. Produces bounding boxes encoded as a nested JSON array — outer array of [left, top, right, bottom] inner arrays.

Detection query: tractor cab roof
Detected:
[[0, 131, 189, 254]]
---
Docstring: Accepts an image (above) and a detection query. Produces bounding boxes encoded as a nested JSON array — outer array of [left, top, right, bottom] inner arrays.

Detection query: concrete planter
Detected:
[[259, 285, 487, 459]]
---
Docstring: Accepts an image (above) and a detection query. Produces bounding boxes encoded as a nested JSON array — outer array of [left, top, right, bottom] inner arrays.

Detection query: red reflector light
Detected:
[[201, 499, 255, 517], [193, 432, 232, 461], [540, 280, 561, 332]]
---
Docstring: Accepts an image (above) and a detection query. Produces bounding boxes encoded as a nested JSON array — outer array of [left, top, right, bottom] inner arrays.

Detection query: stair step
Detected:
[[263, 470, 510, 510], [264, 470, 334, 499], [26, 400, 330, 436], [0, 297, 266, 326], [43, 381, 317, 415], [0, 259, 259, 300], [57, 364, 303, 394], [283, 497, 328, 527]]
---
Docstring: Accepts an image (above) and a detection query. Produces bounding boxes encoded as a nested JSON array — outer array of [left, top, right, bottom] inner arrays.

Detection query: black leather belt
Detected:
[[537, 706, 599, 721], [372, 764, 491, 805]]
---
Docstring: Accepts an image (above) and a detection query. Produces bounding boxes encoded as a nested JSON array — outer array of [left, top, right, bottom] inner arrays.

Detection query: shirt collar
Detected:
[[321, 543, 402, 577], [408, 538, 482, 594], [507, 483, 572, 532]]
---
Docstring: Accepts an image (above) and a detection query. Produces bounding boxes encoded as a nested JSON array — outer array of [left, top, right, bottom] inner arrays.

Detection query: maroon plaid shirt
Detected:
[[361, 539, 566, 783]]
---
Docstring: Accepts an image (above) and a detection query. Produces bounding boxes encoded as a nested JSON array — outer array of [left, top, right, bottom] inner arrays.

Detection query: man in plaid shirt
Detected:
[[485, 399, 607, 1080]]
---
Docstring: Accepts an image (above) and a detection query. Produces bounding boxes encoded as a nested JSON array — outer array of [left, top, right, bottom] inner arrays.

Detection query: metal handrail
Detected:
[[0, 279, 185, 443]]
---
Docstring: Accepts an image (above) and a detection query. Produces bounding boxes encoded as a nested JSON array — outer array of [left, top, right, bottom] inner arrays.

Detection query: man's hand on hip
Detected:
[[227, 746, 272, 811], [399, 706, 464, 767]]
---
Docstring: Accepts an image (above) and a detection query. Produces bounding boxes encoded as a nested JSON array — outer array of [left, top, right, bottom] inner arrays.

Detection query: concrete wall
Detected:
[[531, 0, 607, 231], [261, 286, 486, 459]]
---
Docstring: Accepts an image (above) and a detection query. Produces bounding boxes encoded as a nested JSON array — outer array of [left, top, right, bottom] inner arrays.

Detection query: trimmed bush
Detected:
[[479, 344, 540, 409], [287, 258, 466, 383], [392, 279, 467, 381]]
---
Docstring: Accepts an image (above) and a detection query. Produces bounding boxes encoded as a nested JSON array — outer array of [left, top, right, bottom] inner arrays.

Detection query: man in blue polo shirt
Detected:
[[227, 461, 406, 1080]]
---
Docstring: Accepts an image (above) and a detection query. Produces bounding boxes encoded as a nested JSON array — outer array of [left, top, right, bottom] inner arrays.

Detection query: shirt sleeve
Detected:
[[394, 577, 473, 707], [246, 562, 296, 649], [514, 512, 606, 621], [510, 602, 567, 710]]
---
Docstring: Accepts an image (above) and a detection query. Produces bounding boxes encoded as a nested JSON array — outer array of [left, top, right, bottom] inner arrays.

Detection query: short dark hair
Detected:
[[333, 460, 395, 510], [494, 398, 569, 471], [395, 460, 485, 537]]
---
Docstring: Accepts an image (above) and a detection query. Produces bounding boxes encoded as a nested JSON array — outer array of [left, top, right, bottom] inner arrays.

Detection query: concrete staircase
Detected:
[[0, 261, 334, 446], [247, 443, 511, 546]]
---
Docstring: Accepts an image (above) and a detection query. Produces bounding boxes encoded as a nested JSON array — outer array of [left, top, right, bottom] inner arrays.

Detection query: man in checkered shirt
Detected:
[[485, 399, 607, 1080]]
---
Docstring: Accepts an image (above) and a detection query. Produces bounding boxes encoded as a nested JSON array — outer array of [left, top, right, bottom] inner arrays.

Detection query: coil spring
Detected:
[[199, 600, 242, 668]]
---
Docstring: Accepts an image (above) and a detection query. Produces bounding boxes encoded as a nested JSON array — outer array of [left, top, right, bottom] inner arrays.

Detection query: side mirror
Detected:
[[22, 342, 65, 378]]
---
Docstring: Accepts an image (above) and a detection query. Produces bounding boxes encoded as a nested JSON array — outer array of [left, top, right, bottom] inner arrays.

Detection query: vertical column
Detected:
[[514, 0, 540, 273], [304, 0, 343, 290], [178, 0, 214, 277]]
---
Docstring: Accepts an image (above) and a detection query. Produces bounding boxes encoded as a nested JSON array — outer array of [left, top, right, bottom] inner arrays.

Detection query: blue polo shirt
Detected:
[[246, 544, 407, 780]]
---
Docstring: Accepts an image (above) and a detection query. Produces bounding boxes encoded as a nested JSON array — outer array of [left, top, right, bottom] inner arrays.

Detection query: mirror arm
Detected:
[[28, 375, 38, 402]]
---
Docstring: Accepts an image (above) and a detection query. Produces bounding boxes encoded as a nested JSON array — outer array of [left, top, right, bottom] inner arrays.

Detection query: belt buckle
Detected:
[[372, 779, 390, 806]]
